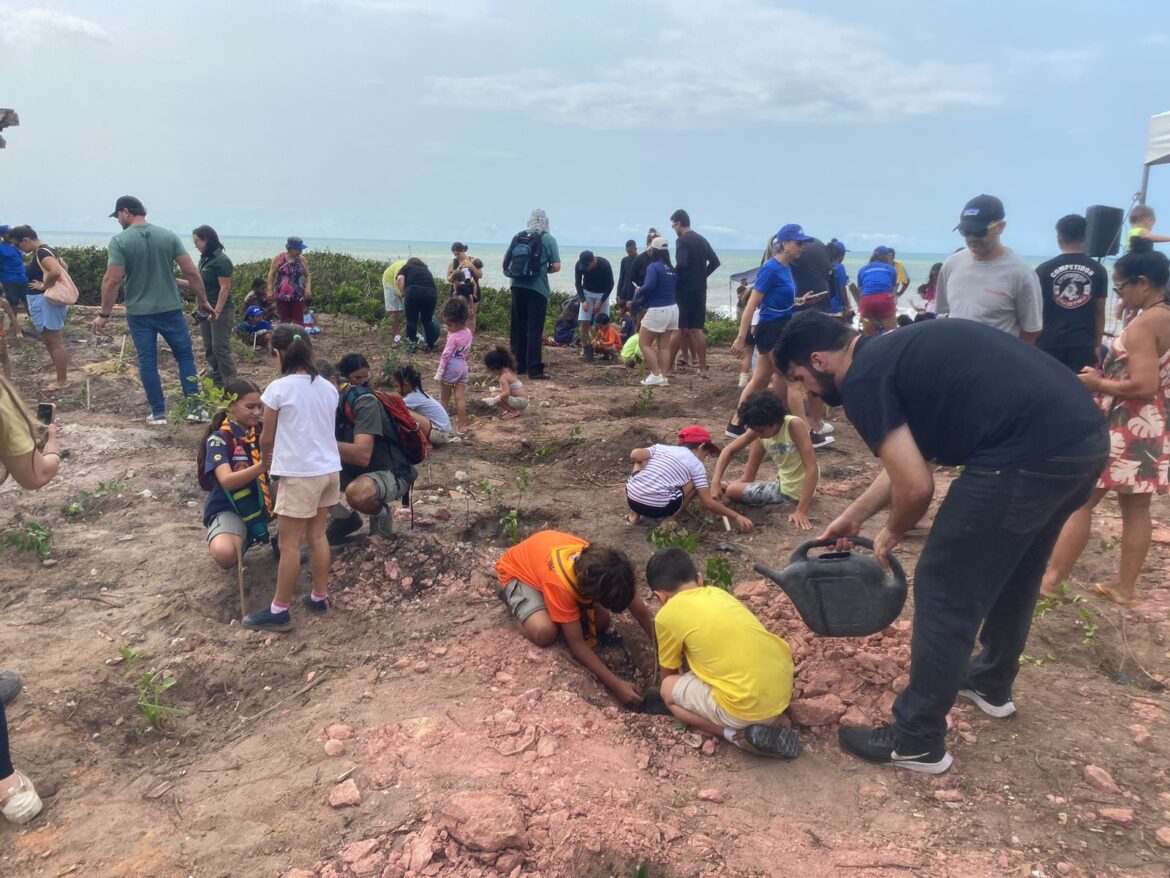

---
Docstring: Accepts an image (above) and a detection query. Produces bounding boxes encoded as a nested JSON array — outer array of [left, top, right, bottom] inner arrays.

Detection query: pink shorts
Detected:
[[859, 293, 896, 320]]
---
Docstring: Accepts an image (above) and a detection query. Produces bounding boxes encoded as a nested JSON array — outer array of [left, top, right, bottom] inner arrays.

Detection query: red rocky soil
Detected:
[[1, 309, 1168, 877]]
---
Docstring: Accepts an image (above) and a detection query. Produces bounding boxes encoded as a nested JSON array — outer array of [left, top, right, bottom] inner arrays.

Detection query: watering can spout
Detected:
[[752, 537, 908, 638]]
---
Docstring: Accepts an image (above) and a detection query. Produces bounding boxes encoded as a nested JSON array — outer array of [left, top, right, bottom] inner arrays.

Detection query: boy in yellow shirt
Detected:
[[648, 548, 799, 759]]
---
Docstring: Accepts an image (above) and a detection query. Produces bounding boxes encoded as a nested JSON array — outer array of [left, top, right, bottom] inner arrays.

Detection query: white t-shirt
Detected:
[[260, 373, 341, 477], [403, 389, 452, 434], [627, 444, 709, 507]]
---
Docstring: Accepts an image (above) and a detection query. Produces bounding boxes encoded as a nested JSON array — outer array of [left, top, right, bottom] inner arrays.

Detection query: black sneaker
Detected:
[[733, 724, 801, 760], [0, 671, 22, 706], [242, 606, 294, 633], [302, 594, 331, 614], [837, 723, 952, 774], [957, 684, 1016, 718], [325, 512, 362, 545], [724, 422, 746, 439], [809, 431, 835, 449]]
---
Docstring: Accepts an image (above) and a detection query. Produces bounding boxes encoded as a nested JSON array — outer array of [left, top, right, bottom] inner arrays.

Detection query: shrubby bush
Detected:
[[50, 245, 731, 338]]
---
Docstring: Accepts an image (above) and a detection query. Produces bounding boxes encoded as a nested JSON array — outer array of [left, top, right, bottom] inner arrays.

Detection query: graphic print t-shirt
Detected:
[[1034, 252, 1108, 351]]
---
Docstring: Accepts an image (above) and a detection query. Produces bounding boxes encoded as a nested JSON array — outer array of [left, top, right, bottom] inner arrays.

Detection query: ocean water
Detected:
[[44, 230, 1033, 317]]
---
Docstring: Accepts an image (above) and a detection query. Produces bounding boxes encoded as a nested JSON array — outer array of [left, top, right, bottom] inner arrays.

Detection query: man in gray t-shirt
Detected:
[[935, 195, 1043, 341]]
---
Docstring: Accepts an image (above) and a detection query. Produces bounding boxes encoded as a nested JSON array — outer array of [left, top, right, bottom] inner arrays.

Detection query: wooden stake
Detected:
[[236, 542, 246, 621], [86, 377, 92, 410], [117, 335, 127, 364]]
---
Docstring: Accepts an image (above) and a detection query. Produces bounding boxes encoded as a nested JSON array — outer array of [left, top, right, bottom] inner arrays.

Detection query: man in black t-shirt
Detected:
[[776, 313, 1106, 774], [791, 238, 837, 440], [668, 209, 721, 377], [616, 239, 638, 306], [1034, 214, 1108, 372]]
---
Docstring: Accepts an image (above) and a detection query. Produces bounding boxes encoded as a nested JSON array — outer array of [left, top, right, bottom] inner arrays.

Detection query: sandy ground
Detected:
[[1, 309, 1168, 878]]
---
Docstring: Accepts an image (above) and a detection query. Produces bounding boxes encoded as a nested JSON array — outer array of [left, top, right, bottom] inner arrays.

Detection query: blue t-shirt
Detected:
[[829, 263, 848, 312], [202, 421, 266, 527], [638, 261, 677, 309], [237, 318, 273, 335], [753, 258, 796, 323], [858, 262, 897, 297], [0, 242, 27, 284]]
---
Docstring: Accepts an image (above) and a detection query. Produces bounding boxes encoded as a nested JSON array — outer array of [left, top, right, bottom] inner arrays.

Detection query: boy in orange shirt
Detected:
[[591, 313, 622, 359], [496, 529, 654, 706]]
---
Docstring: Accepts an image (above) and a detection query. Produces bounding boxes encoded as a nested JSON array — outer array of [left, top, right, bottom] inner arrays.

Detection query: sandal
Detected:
[[1, 770, 43, 824], [42, 381, 71, 392], [501, 410, 522, 420], [1091, 583, 1136, 609]]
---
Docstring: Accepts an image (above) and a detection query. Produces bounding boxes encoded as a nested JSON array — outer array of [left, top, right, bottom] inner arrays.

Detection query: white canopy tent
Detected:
[[1139, 110, 1170, 202]]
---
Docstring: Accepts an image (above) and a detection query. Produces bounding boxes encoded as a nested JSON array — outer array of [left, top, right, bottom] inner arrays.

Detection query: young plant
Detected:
[[132, 668, 188, 729], [65, 479, 127, 517], [1, 521, 52, 558], [647, 524, 698, 553], [635, 384, 655, 412], [169, 376, 236, 424], [705, 556, 735, 591]]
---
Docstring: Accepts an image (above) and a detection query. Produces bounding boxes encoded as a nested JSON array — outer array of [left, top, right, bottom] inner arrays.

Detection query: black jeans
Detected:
[[510, 287, 548, 377], [893, 434, 1107, 754], [404, 288, 438, 350], [1, 699, 12, 779]]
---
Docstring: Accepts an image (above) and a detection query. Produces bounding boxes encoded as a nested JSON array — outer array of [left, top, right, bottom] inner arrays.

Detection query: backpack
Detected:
[[502, 229, 545, 281], [342, 386, 428, 465]]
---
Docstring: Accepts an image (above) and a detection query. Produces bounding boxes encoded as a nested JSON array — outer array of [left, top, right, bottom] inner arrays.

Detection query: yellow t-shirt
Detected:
[[762, 415, 812, 501], [381, 259, 408, 307], [655, 586, 793, 722], [0, 385, 36, 468], [1127, 227, 1147, 252], [894, 260, 909, 288]]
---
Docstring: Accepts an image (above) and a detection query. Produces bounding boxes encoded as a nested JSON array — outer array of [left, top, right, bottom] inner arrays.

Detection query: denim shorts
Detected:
[[28, 293, 68, 332]]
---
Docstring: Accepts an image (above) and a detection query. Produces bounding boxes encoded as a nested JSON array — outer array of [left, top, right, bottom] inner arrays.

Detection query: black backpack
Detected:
[[503, 229, 545, 280]]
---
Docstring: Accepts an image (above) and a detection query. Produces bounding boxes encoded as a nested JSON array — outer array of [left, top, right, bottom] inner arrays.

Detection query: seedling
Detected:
[[635, 384, 656, 412], [1, 521, 52, 558], [66, 479, 127, 517], [132, 668, 188, 729], [169, 376, 237, 425], [705, 557, 735, 591], [647, 524, 698, 554]]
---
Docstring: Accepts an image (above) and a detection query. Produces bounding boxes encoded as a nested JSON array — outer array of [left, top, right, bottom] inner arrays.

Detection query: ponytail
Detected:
[[271, 323, 318, 379], [196, 377, 261, 476]]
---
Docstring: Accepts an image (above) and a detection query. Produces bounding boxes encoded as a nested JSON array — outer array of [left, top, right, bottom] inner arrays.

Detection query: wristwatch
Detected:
[[98, 312, 111, 319]]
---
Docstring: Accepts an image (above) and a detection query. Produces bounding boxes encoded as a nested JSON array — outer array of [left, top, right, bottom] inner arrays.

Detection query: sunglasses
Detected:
[[1112, 279, 1135, 295], [960, 220, 1003, 239]]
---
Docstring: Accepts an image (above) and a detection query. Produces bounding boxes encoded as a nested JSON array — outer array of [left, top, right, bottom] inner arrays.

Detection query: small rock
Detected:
[[732, 580, 771, 599], [414, 661, 430, 674], [859, 785, 887, 799], [140, 488, 153, 499], [659, 823, 683, 843], [1154, 826, 1170, 848], [701, 739, 717, 756], [329, 779, 361, 808], [324, 739, 346, 757], [493, 709, 517, 724], [339, 838, 381, 865], [495, 671, 514, 684], [789, 694, 847, 727], [442, 791, 527, 851], [536, 736, 556, 758], [934, 789, 963, 802], [392, 658, 411, 669], [1098, 807, 1133, 826], [431, 646, 448, 657], [41, 559, 58, 568], [435, 508, 452, 521], [326, 724, 355, 741], [282, 870, 316, 878], [697, 789, 724, 804], [455, 470, 470, 482], [521, 688, 543, 702], [1083, 764, 1120, 795]]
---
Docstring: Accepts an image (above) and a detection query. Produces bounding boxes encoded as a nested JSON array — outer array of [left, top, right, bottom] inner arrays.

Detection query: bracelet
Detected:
[[98, 313, 111, 319]]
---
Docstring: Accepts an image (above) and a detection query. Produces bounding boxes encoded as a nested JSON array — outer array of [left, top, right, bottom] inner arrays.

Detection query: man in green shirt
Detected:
[[94, 196, 210, 424]]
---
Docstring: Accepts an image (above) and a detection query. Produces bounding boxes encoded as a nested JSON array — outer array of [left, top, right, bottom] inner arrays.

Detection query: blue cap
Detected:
[[285, 236, 307, 251], [774, 224, 813, 243], [0, 225, 10, 236], [874, 245, 893, 257], [246, 306, 264, 318], [828, 240, 846, 255]]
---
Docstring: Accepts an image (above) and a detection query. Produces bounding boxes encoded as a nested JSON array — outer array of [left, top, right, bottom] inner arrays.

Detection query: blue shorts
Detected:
[[28, 293, 68, 332], [578, 292, 606, 324]]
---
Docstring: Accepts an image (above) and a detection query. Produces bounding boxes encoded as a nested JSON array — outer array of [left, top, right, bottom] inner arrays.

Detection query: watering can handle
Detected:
[[791, 536, 907, 584]]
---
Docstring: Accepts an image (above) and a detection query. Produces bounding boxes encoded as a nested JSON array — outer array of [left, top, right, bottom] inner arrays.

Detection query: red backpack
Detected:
[[342, 386, 428, 464]]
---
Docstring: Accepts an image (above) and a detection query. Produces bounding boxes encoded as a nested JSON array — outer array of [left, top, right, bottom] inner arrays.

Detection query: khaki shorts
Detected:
[[273, 473, 340, 519], [672, 673, 758, 730], [499, 579, 547, 622], [206, 510, 247, 544], [429, 427, 450, 446]]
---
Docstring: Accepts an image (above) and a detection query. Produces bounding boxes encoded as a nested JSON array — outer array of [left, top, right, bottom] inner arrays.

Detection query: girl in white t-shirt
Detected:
[[245, 324, 341, 633]]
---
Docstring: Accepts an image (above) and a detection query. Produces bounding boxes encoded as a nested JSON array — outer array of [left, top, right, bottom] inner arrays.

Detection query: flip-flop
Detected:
[[1091, 583, 1136, 609], [42, 382, 71, 392]]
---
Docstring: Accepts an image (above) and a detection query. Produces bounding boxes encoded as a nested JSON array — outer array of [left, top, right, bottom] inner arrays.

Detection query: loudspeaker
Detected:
[[1085, 205, 1124, 258]]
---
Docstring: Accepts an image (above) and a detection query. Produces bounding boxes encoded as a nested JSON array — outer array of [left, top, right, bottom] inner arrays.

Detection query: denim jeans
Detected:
[[127, 309, 200, 417], [893, 431, 1107, 754], [198, 299, 237, 385], [510, 287, 548, 377]]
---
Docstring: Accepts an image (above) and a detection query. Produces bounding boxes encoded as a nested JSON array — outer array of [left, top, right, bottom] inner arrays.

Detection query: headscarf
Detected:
[[527, 209, 549, 233]]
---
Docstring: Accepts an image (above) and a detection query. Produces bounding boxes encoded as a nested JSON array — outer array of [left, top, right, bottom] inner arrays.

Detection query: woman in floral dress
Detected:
[[1041, 249, 1170, 607]]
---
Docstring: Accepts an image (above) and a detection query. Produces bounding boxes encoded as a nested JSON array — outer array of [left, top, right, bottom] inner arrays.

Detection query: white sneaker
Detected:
[[737, 372, 751, 388], [146, 414, 168, 426], [640, 373, 667, 387], [187, 409, 209, 424], [1, 771, 43, 825], [393, 335, 402, 344], [818, 422, 835, 435]]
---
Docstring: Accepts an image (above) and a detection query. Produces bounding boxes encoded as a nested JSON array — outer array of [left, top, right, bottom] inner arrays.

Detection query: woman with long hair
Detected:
[[396, 257, 440, 351], [1041, 250, 1170, 607], [632, 237, 678, 386], [8, 226, 70, 392], [180, 225, 236, 385]]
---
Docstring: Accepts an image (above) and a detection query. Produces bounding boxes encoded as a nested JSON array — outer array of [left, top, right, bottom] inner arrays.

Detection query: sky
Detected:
[[1, 0, 1168, 254]]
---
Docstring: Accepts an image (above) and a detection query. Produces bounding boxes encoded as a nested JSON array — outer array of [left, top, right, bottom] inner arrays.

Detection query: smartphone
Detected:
[[36, 403, 55, 425]]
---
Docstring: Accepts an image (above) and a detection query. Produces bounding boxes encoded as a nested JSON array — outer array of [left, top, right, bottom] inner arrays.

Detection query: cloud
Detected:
[[0, 6, 109, 47], [424, 0, 997, 128], [304, 0, 488, 25]]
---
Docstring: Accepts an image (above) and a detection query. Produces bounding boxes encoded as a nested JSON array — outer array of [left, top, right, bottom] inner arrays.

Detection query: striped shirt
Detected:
[[627, 445, 709, 508]]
